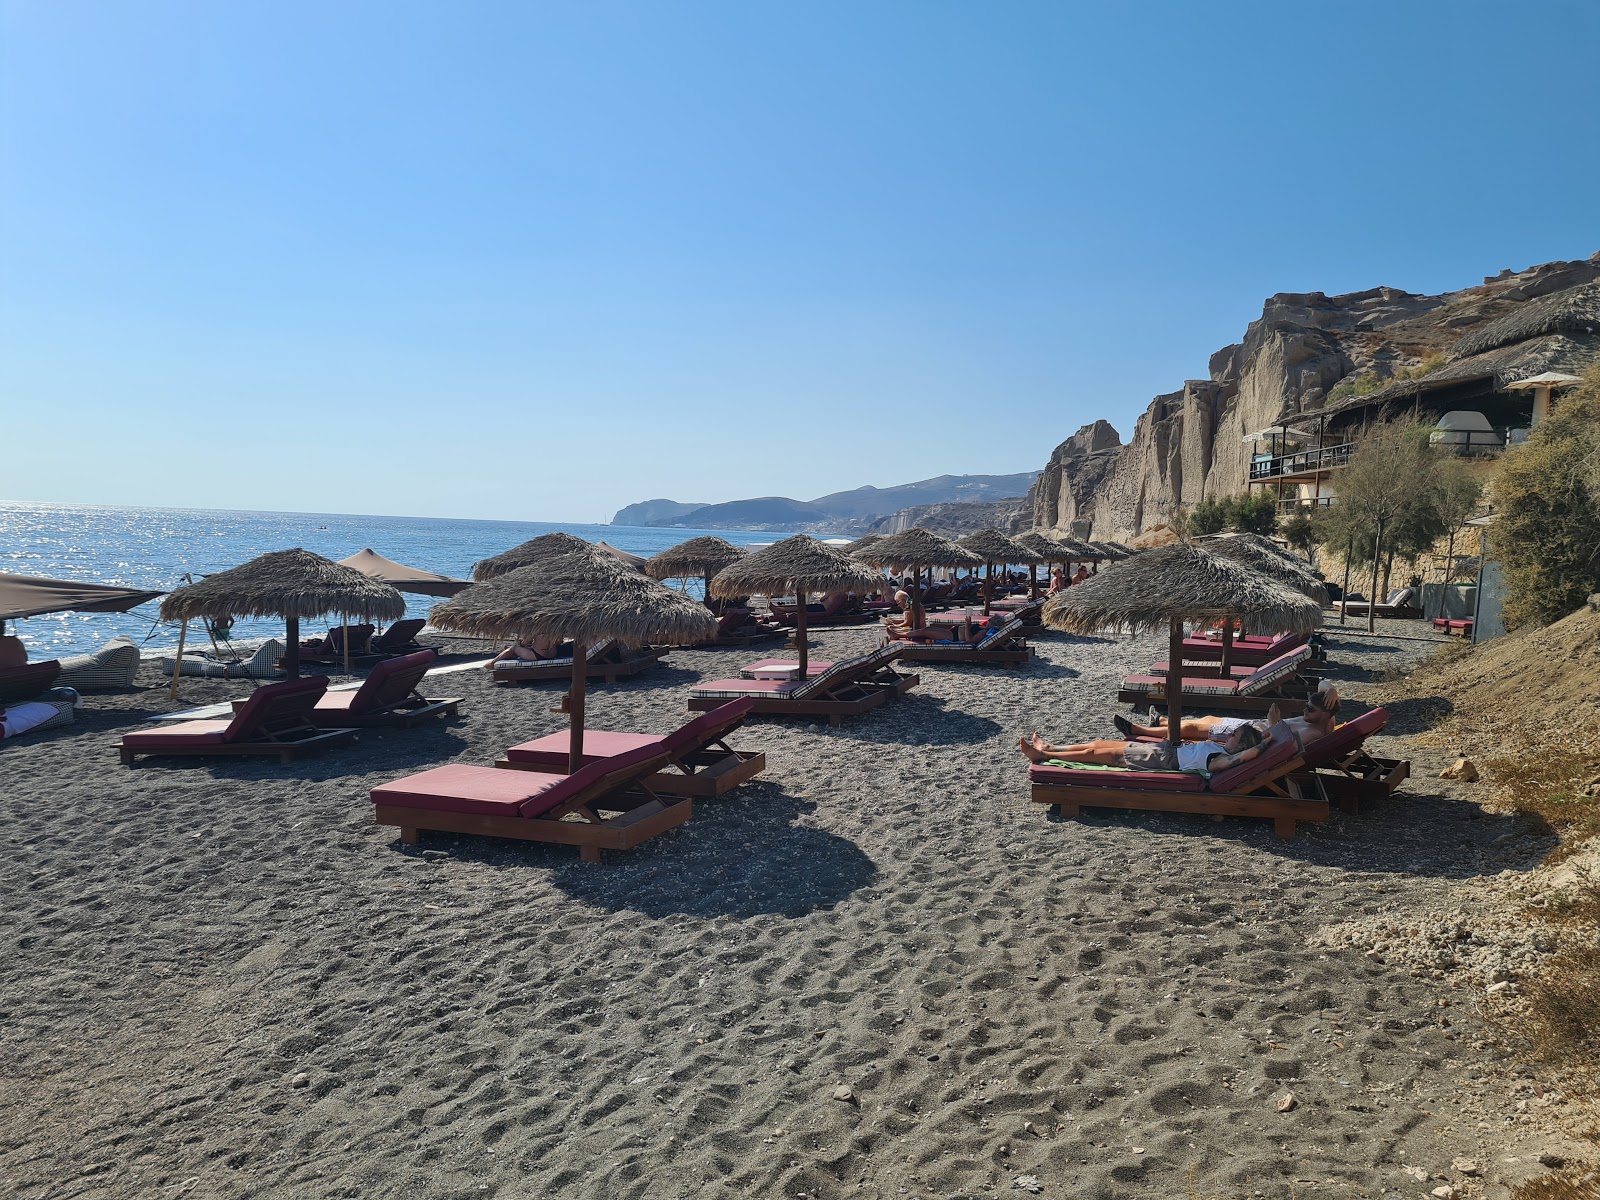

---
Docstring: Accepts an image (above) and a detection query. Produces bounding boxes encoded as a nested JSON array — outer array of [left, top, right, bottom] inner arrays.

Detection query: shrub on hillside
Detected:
[[1495, 365, 1600, 630]]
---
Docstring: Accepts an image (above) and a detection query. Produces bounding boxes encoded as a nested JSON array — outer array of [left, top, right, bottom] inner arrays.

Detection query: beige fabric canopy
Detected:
[[0, 573, 164, 625], [336, 549, 471, 597]]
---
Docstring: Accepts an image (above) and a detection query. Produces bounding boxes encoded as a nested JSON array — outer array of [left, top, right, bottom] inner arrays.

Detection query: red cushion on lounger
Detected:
[[1028, 764, 1207, 792], [222, 676, 330, 742], [1237, 645, 1313, 695], [1122, 674, 1240, 696], [373, 764, 567, 816], [1206, 736, 1301, 793], [505, 729, 667, 766], [335, 649, 436, 716], [519, 742, 665, 818], [689, 677, 803, 699], [1300, 707, 1388, 767], [120, 718, 237, 747]]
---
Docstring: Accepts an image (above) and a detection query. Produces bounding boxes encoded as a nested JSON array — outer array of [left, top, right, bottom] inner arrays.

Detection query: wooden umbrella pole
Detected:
[[795, 594, 809, 679], [168, 619, 188, 701], [285, 615, 300, 678], [1029, 564, 1038, 600], [1167, 617, 1184, 747], [568, 640, 588, 775], [343, 613, 351, 673], [1220, 619, 1234, 674], [983, 561, 992, 615]]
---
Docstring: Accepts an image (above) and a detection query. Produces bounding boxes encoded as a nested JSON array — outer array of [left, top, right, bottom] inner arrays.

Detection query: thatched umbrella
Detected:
[[645, 536, 748, 603], [855, 529, 981, 630], [336, 549, 471, 597], [709, 535, 880, 677], [160, 548, 406, 681], [842, 534, 884, 557], [1206, 535, 1329, 604], [430, 543, 716, 772], [472, 532, 594, 582], [957, 529, 1042, 613], [1042, 542, 1322, 746]]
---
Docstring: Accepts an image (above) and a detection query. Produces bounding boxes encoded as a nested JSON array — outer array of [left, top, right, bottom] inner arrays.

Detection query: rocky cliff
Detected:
[[1031, 252, 1600, 540]]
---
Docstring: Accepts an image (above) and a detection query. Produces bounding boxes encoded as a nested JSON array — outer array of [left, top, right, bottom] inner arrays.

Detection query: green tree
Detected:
[[1188, 497, 1227, 536], [1231, 491, 1279, 536], [1281, 511, 1317, 561], [1495, 366, 1600, 629]]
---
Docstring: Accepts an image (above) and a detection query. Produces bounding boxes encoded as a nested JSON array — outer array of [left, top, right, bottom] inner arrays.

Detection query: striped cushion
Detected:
[[57, 636, 141, 690], [496, 656, 576, 671], [976, 616, 1021, 649], [1237, 645, 1313, 696], [689, 678, 803, 700]]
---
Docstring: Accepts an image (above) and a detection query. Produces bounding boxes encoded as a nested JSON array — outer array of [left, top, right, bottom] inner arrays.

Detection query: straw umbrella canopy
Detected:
[[160, 548, 406, 679], [1205, 534, 1329, 605], [1042, 542, 1322, 745], [336, 549, 471, 597], [709, 535, 881, 677], [645, 536, 748, 602], [842, 534, 884, 557], [430, 543, 716, 772], [472, 532, 595, 582], [957, 529, 1043, 613], [854, 529, 982, 630]]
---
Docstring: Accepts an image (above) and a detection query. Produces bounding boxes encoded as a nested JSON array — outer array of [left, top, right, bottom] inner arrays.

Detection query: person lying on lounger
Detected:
[[488, 636, 568, 667], [1117, 683, 1341, 745], [894, 613, 996, 644], [1017, 721, 1268, 772]]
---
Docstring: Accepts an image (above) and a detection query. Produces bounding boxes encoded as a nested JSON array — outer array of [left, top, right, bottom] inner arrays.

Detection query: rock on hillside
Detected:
[[865, 497, 1031, 537], [612, 499, 709, 526], [1034, 252, 1600, 539]]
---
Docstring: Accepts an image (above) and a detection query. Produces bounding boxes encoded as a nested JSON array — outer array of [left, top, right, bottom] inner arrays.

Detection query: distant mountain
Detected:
[[809, 472, 1038, 521], [610, 471, 1040, 531], [611, 499, 709, 526], [669, 496, 832, 529]]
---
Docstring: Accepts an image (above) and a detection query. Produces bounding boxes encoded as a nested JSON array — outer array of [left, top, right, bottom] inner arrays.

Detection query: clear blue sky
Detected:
[[3, 1, 1596, 523]]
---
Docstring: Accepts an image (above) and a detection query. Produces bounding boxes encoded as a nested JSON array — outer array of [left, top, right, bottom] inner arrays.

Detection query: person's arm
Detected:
[[1208, 733, 1274, 771]]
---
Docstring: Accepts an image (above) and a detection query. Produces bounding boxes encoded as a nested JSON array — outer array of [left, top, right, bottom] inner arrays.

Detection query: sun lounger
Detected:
[[894, 613, 1033, 668], [492, 639, 666, 685], [1118, 645, 1314, 713], [1178, 630, 1306, 667], [687, 644, 917, 725], [1296, 707, 1408, 811], [297, 623, 376, 663], [372, 742, 685, 863], [496, 697, 765, 797], [231, 649, 460, 728], [116, 675, 356, 764], [1029, 736, 1325, 839], [1431, 617, 1473, 638], [1331, 587, 1420, 619], [0, 660, 62, 703], [710, 609, 784, 646], [740, 657, 836, 680], [368, 618, 428, 656]]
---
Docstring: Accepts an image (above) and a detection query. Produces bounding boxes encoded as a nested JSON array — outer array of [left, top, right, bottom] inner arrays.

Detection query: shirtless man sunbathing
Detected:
[[1017, 721, 1269, 773], [1115, 682, 1341, 747]]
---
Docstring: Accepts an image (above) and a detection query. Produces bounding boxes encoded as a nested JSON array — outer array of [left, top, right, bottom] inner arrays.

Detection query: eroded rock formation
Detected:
[[1032, 252, 1600, 539]]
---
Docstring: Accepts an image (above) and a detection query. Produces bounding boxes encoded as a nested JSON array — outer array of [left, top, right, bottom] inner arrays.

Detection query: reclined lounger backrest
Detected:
[[1205, 736, 1302, 793], [1299, 707, 1388, 769], [661, 697, 755, 756], [976, 615, 1021, 648], [518, 741, 669, 819], [372, 618, 426, 650], [226, 676, 330, 741], [1237, 644, 1314, 696], [0, 660, 62, 703], [346, 649, 437, 715]]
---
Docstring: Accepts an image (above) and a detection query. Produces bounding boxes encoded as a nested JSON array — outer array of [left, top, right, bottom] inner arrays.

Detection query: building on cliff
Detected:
[[1029, 254, 1600, 542], [1245, 280, 1600, 514]]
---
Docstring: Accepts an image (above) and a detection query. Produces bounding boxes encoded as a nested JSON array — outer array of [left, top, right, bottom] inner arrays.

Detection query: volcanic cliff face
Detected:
[[1032, 253, 1600, 540]]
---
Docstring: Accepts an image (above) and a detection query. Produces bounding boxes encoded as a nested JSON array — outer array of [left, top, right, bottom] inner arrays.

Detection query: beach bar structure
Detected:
[[1244, 280, 1600, 515]]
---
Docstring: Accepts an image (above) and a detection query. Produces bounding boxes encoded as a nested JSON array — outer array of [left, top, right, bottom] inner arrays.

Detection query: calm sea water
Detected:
[[0, 502, 819, 658]]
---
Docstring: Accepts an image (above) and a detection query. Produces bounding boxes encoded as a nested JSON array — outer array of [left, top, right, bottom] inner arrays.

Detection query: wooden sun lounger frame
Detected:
[[1031, 752, 1327, 840], [116, 723, 356, 765], [496, 734, 764, 798], [375, 753, 683, 863], [1301, 746, 1410, 811], [493, 646, 668, 685]]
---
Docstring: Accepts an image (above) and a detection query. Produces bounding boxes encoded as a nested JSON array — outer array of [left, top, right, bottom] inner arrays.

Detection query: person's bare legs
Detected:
[[1133, 714, 1228, 740], [1017, 735, 1126, 765]]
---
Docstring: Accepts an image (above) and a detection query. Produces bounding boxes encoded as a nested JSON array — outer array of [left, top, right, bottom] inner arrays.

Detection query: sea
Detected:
[[0, 502, 819, 659]]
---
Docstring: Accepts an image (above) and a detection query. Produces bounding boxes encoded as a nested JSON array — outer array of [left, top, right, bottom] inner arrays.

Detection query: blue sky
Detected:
[[2, 1, 1596, 522]]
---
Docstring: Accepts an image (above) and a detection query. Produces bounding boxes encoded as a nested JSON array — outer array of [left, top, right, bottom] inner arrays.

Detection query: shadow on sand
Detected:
[[390, 785, 877, 919]]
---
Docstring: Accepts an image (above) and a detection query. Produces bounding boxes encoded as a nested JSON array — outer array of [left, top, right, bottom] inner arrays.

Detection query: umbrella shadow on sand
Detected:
[[829, 694, 1004, 746], [402, 784, 877, 918]]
